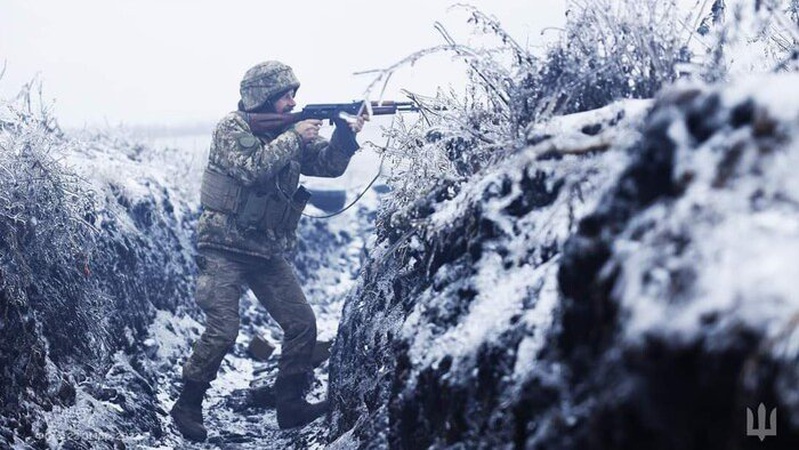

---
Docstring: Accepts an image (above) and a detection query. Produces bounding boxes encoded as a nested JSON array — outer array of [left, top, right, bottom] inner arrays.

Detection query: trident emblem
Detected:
[[746, 403, 777, 441]]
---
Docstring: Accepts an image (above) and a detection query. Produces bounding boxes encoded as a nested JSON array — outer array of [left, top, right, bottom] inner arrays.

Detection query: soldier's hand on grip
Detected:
[[293, 119, 323, 144]]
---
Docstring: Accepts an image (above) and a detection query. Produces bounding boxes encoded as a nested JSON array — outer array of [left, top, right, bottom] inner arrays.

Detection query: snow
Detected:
[[405, 253, 533, 368], [41, 352, 159, 449], [531, 98, 652, 136], [612, 74, 799, 350], [428, 98, 650, 235], [326, 427, 359, 450], [511, 259, 561, 379], [722, 73, 799, 122], [396, 99, 647, 387], [526, 98, 653, 157]]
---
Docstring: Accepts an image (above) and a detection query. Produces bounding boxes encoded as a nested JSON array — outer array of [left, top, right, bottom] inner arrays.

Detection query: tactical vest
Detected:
[[200, 161, 310, 232]]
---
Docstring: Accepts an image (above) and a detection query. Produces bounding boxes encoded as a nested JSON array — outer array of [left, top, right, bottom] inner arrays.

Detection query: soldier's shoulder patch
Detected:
[[235, 133, 259, 150]]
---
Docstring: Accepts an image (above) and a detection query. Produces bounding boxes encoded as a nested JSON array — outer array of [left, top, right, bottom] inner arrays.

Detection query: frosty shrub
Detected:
[[370, 0, 799, 225], [697, 0, 799, 79], [530, 0, 690, 116], [369, 2, 694, 226], [365, 5, 537, 223], [0, 82, 108, 363]]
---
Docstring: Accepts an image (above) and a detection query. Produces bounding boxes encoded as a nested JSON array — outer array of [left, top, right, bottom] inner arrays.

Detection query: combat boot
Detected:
[[171, 379, 210, 442], [275, 373, 329, 429]]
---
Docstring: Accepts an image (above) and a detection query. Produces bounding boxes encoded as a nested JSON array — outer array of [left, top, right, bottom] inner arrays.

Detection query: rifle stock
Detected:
[[246, 111, 303, 134]]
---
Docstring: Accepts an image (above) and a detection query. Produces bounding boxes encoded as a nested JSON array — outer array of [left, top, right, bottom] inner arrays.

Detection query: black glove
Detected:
[[331, 118, 359, 156]]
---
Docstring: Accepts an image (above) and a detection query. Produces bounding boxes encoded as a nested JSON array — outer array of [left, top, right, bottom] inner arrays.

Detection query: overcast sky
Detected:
[[0, 1, 566, 129]]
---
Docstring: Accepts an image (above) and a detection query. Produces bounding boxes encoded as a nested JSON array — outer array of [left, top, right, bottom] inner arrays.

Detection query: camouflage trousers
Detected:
[[182, 248, 317, 384]]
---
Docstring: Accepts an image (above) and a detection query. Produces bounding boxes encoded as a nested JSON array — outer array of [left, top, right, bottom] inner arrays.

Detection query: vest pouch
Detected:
[[278, 160, 301, 194], [200, 168, 240, 213], [281, 186, 311, 231], [237, 191, 271, 228], [262, 193, 288, 230]]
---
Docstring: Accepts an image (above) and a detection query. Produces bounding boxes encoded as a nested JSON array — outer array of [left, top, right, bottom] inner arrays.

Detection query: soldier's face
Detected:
[[273, 90, 296, 113]]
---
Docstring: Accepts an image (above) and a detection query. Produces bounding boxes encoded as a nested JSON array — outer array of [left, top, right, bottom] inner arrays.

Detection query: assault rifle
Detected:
[[244, 100, 421, 135]]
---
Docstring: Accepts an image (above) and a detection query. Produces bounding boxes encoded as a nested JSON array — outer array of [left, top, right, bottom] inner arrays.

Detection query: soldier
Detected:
[[170, 61, 365, 442]]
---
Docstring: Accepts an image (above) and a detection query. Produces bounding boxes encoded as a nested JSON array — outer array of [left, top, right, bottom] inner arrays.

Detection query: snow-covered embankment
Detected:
[[329, 74, 799, 449]]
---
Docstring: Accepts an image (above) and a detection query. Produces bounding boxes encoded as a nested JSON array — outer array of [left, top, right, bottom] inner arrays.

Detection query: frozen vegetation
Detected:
[[2, 0, 799, 449]]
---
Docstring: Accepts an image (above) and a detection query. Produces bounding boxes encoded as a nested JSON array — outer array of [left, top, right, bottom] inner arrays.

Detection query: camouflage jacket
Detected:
[[196, 111, 358, 260]]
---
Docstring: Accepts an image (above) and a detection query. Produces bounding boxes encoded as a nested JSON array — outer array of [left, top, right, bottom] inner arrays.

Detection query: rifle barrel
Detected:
[[370, 102, 420, 114]]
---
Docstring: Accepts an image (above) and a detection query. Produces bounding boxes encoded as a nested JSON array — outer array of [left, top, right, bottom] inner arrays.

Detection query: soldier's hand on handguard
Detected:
[[348, 114, 369, 134], [336, 111, 370, 134], [293, 119, 323, 144]]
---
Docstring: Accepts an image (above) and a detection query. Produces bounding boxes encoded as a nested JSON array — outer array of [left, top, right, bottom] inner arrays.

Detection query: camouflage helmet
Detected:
[[239, 61, 300, 112]]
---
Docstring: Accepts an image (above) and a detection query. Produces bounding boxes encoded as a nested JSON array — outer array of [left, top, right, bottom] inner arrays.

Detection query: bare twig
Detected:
[[434, 21, 511, 108], [354, 44, 475, 101]]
